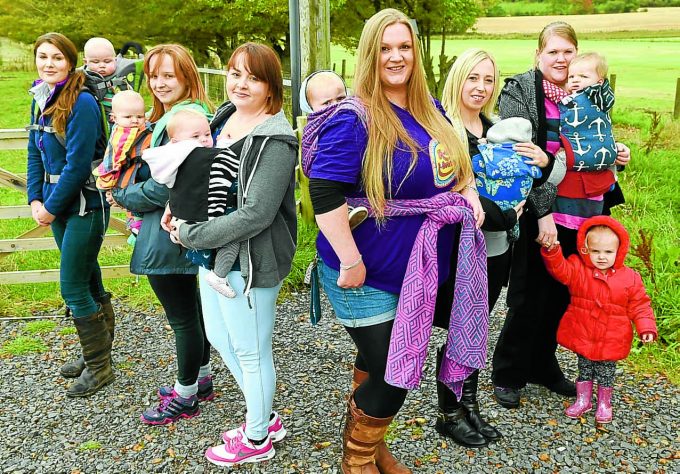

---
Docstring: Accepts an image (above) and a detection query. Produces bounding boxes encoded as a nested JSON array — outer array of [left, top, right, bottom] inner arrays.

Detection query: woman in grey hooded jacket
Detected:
[[168, 43, 297, 468]]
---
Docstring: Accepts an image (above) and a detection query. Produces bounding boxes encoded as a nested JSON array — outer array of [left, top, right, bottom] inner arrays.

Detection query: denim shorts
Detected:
[[317, 259, 398, 328]]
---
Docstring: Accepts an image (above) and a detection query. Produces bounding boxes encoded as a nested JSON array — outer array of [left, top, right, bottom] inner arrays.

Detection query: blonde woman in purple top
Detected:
[[309, 9, 483, 473]]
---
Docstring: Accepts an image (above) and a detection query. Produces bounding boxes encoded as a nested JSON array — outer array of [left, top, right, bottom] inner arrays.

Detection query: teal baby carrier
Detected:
[[559, 80, 617, 172]]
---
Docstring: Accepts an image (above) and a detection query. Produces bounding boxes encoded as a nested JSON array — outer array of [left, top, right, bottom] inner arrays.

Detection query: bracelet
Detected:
[[340, 254, 363, 271], [464, 184, 478, 195]]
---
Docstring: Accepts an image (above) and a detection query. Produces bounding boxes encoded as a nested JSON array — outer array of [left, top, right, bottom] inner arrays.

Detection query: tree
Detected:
[[0, 0, 291, 65], [330, 0, 482, 96]]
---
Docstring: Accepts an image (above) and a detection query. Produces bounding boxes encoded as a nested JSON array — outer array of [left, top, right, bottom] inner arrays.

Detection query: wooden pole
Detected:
[[299, 0, 331, 102], [341, 59, 346, 79], [674, 78, 680, 120], [609, 73, 616, 93]]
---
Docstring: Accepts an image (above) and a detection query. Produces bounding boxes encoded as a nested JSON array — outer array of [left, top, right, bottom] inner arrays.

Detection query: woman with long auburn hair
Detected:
[[308, 9, 486, 472], [27, 32, 112, 397], [108, 43, 215, 425]]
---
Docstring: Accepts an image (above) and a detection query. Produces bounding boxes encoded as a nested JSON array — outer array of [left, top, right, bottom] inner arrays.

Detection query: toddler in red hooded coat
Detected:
[[541, 215, 657, 423]]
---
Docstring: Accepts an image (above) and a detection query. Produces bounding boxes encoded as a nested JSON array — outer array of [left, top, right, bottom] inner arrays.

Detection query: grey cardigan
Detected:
[[179, 109, 298, 292]]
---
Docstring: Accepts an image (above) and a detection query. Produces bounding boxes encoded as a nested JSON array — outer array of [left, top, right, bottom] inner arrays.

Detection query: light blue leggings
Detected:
[[198, 267, 281, 440]]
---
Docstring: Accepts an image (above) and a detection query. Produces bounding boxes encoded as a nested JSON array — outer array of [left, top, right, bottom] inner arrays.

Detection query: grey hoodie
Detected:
[[179, 107, 298, 292]]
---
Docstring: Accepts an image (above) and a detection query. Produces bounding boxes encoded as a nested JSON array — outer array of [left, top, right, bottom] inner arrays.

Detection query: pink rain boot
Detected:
[[565, 380, 593, 418], [595, 386, 613, 423]]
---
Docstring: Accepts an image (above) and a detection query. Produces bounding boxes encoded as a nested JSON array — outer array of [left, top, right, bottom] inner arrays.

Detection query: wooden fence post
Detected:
[[300, 0, 331, 82], [341, 59, 346, 79], [674, 78, 680, 120], [609, 73, 616, 93]]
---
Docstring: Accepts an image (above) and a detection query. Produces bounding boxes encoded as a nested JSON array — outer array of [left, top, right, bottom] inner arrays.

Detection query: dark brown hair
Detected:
[[34, 32, 85, 135], [227, 43, 283, 115]]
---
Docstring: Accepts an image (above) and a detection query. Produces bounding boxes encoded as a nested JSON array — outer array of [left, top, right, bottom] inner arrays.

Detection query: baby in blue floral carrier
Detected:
[[473, 117, 542, 240]]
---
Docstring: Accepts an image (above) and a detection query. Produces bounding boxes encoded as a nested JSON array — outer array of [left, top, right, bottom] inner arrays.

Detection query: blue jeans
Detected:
[[198, 267, 281, 440], [51, 208, 109, 317]]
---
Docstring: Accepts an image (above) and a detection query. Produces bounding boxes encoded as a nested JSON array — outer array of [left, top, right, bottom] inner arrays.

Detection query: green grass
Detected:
[[0, 335, 48, 355], [332, 37, 680, 112], [23, 320, 56, 334], [78, 440, 102, 451]]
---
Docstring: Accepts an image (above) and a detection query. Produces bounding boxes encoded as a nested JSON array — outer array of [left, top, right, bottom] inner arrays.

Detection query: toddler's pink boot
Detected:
[[565, 380, 593, 418], [595, 385, 613, 423]]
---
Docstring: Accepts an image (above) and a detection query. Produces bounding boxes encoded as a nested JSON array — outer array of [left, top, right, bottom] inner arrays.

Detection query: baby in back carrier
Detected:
[[143, 109, 241, 298]]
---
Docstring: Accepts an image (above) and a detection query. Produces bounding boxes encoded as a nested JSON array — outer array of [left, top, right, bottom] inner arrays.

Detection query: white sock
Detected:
[[174, 380, 198, 399], [198, 363, 211, 379]]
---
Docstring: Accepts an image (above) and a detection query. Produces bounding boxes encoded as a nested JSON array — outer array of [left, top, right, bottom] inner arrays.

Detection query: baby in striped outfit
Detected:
[[143, 109, 240, 297]]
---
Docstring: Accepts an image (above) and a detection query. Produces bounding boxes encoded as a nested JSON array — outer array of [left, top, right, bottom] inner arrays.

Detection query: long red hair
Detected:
[[144, 44, 212, 122]]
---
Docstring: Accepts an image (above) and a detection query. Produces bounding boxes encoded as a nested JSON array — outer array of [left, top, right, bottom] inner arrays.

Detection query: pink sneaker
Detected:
[[222, 411, 287, 444], [205, 427, 275, 467]]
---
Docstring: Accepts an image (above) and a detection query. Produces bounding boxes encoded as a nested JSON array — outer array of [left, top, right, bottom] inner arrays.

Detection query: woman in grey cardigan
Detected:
[[490, 22, 631, 409], [168, 43, 297, 468]]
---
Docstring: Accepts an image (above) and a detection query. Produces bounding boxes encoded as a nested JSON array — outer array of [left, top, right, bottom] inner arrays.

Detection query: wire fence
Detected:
[[197, 68, 296, 121]]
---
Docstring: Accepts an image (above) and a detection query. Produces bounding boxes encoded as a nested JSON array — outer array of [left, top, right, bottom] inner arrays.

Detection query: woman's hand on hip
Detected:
[[461, 185, 485, 229], [514, 142, 549, 168], [337, 260, 366, 289], [536, 214, 558, 249], [614, 142, 631, 166]]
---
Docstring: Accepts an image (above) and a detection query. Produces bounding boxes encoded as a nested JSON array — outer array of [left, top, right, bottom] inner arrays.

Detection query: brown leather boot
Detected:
[[66, 308, 114, 397], [342, 396, 390, 474], [59, 293, 115, 378], [350, 368, 411, 474]]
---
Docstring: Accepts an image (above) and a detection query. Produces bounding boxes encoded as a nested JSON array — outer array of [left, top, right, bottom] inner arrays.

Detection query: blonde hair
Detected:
[[535, 21, 578, 67], [111, 90, 145, 112], [354, 8, 471, 219], [441, 48, 500, 137], [585, 225, 619, 250], [570, 52, 608, 79], [166, 109, 209, 138]]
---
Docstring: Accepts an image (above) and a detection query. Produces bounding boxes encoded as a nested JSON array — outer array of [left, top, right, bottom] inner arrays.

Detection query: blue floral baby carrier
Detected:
[[559, 80, 617, 172], [473, 120, 542, 239]]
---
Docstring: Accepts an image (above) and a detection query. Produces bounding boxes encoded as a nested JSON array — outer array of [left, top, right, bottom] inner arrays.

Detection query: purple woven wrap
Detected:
[[348, 192, 489, 399], [300, 97, 367, 177]]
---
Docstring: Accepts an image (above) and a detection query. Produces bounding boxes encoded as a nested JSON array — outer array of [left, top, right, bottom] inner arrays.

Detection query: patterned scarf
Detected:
[[300, 97, 367, 177], [543, 79, 569, 104], [347, 192, 489, 399]]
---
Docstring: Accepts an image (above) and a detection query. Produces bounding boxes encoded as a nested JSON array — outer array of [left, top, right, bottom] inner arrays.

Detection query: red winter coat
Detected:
[[541, 216, 657, 361]]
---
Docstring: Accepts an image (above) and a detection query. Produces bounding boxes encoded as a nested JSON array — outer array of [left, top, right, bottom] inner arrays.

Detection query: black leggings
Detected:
[[147, 274, 211, 386], [346, 321, 408, 419]]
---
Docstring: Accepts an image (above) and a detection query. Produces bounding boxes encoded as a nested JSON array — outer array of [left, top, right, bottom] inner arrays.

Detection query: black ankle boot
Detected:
[[435, 347, 488, 448], [435, 408, 489, 448], [461, 370, 502, 441]]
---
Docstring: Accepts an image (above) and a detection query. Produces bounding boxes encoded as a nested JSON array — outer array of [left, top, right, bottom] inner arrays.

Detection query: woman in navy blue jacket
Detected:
[[26, 32, 112, 397]]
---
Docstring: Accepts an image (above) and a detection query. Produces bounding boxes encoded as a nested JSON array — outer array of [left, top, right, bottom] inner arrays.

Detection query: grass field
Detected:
[[475, 7, 680, 33], [331, 37, 680, 112]]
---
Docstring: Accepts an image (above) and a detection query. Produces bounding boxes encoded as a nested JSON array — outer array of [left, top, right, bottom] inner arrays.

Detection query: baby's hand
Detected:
[[640, 333, 654, 343]]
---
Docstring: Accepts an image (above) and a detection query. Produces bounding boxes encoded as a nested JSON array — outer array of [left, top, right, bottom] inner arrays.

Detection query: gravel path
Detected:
[[0, 292, 677, 473]]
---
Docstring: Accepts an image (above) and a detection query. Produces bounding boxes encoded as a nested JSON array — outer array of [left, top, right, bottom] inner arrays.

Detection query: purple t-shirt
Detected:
[[311, 103, 459, 294]]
